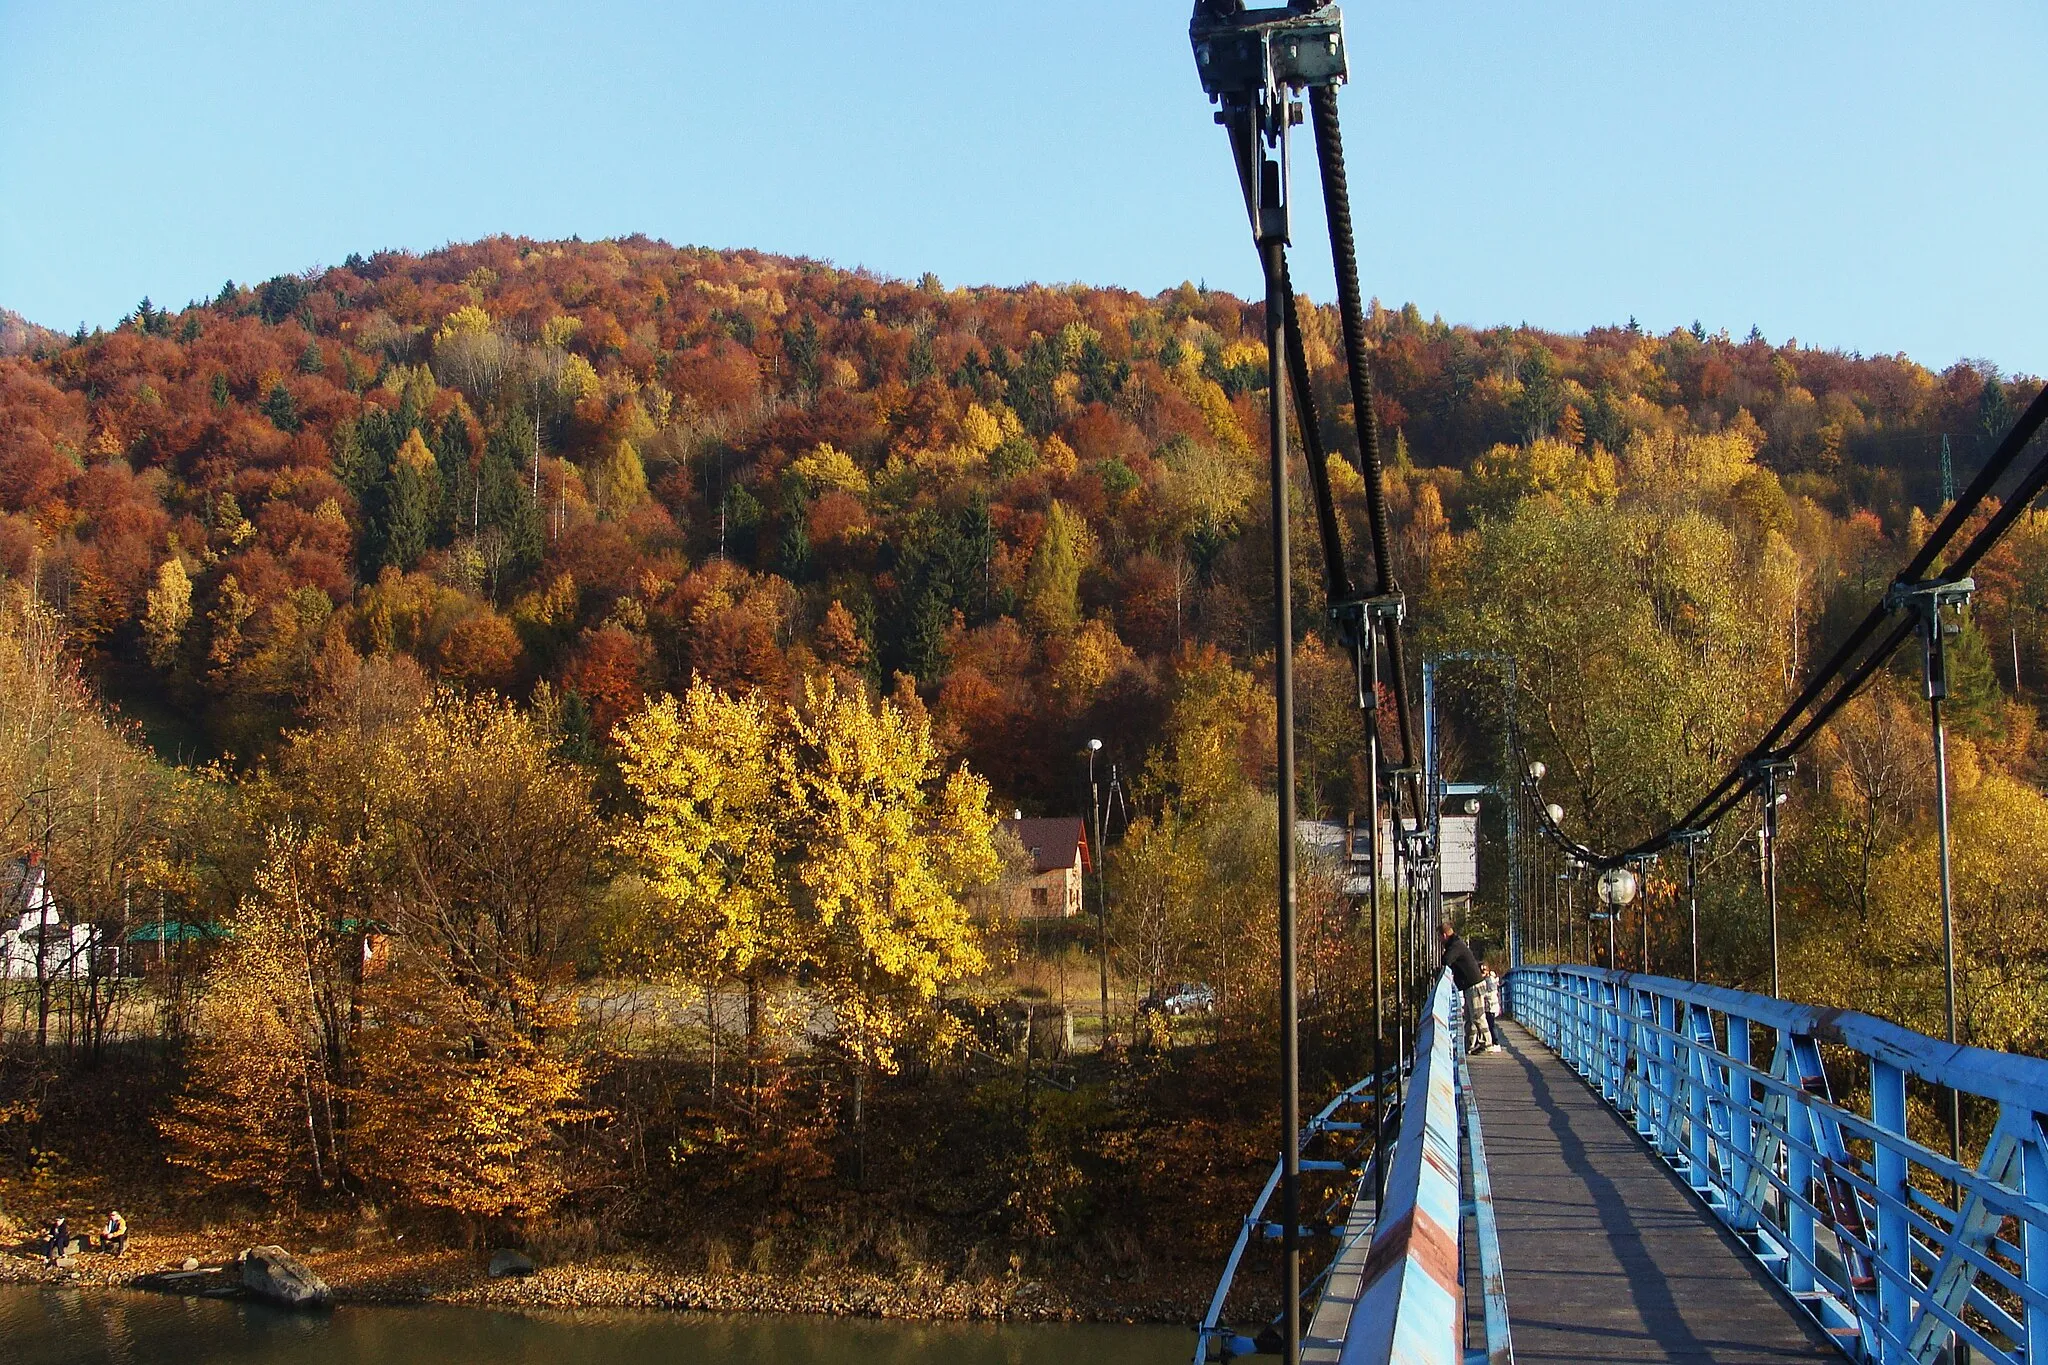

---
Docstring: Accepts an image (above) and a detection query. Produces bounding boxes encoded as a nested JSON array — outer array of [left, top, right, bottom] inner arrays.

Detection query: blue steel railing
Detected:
[[1509, 964, 2048, 1365], [1193, 971, 1512, 1365], [1192, 1059, 1388, 1362]]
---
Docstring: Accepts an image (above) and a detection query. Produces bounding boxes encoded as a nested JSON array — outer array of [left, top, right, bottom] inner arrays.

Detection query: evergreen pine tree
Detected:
[[1947, 614, 2006, 741], [434, 410, 476, 538], [378, 431, 442, 571], [478, 424, 544, 579], [262, 383, 301, 432], [1979, 375, 2014, 449]]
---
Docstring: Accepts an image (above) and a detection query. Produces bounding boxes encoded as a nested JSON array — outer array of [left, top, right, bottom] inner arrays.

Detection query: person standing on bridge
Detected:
[[1440, 922, 1491, 1053]]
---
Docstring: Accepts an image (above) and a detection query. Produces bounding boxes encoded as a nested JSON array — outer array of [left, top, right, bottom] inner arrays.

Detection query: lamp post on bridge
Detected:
[[1596, 865, 1638, 971], [1571, 863, 1583, 963], [1546, 802, 1566, 957], [1631, 855, 1655, 975], [1889, 574, 1975, 1174], [1675, 829, 1708, 983], [1744, 756, 1794, 998]]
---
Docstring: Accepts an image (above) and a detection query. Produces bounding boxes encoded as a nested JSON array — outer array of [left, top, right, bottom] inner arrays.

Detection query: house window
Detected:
[[1031, 888, 1049, 908]]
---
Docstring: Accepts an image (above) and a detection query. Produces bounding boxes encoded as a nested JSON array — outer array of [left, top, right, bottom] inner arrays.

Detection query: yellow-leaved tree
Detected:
[[614, 674, 999, 1164], [614, 678, 790, 1092], [1859, 771, 2048, 1054], [162, 826, 363, 1195], [782, 675, 997, 1171], [142, 556, 192, 668]]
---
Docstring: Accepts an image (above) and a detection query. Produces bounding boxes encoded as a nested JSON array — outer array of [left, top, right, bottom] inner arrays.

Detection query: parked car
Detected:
[[1142, 982, 1217, 1017]]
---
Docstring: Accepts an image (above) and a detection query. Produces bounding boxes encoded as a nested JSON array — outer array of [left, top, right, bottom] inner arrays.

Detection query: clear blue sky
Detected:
[[3, 2, 2043, 375]]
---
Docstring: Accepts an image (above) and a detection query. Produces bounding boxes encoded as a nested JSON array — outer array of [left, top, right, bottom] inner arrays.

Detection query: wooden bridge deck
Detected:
[[1468, 1021, 1843, 1363]]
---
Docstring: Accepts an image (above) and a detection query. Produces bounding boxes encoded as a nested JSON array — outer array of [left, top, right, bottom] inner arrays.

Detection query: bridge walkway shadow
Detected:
[[1471, 1021, 1841, 1363]]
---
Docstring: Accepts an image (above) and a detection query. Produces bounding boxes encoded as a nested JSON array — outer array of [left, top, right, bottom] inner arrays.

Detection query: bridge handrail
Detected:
[[1335, 970, 1463, 1363], [1192, 1050, 1389, 1361], [1194, 969, 1510, 1363], [1518, 968, 2048, 1115], [1508, 964, 2048, 1365]]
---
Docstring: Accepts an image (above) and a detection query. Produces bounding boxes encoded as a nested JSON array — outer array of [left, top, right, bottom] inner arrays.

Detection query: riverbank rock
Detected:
[[182, 1258, 201, 1272], [488, 1249, 536, 1279], [240, 1246, 330, 1308]]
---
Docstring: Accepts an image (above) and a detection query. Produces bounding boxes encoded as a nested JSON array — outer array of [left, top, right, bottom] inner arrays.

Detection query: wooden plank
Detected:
[[1473, 1022, 1842, 1363]]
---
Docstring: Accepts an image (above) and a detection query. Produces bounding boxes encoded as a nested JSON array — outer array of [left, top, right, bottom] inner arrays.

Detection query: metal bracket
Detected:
[[1884, 575, 1976, 616], [1739, 755, 1796, 783], [1193, 3, 1342, 246], [1886, 575, 1975, 702], [1191, 3, 1349, 104], [1334, 593, 1405, 713], [1363, 591, 1406, 627]]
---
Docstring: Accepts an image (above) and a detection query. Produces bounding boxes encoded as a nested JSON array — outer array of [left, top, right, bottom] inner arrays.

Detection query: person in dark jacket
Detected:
[[45, 1216, 67, 1266], [1440, 923, 1493, 1054]]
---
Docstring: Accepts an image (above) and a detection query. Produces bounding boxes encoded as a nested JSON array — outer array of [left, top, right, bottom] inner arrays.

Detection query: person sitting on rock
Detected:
[[103, 1210, 127, 1257], [45, 1216, 67, 1266]]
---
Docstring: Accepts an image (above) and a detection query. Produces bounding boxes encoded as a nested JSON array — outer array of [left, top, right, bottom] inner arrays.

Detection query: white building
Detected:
[[1296, 813, 1480, 899], [0, 857, 95, 982]]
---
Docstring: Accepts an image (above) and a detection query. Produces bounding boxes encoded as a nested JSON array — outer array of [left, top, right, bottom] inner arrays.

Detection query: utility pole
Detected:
[[1086, 739, 1109, 1048]]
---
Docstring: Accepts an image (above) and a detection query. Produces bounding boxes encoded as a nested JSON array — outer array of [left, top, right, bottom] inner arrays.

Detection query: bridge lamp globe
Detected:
[[1596, 867, 1639, 908], [1526, 761, 1546, 781], [1545, 803, 1564, 824], [1463, 798, 1481, 815]]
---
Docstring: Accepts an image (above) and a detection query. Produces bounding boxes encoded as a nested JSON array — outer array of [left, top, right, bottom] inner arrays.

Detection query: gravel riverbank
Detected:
[[0, 1230, 1217, 1325]]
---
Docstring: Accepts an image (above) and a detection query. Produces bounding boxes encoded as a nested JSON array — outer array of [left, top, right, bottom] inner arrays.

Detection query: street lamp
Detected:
[[1086, 739, 1108, 1046], [1596, 865, 1638, 971]]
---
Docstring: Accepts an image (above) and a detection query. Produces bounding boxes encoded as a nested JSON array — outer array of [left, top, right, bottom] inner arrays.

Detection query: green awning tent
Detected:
[[124, 920, 226, 945]]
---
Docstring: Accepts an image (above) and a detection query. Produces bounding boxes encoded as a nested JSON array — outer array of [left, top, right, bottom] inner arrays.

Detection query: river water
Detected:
[[0, 1285, 1189, 1364]]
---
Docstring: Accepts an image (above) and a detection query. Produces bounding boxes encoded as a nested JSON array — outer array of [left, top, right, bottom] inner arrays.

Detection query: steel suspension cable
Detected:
[[1308, 83, 1420, 790], [1568, 383, 2048, 867]]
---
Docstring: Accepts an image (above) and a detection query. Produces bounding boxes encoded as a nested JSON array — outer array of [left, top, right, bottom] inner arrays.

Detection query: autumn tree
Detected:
[[349, 955, 583, 1222], [142, 556, 192, 668], [782, 675, 997, 1170], [162, 827, 364, 1194], [614, 679, 789, 1098], [1023, 499, 1091, 637]]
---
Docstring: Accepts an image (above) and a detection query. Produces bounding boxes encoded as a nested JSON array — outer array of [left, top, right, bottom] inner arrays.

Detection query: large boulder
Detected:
[[240, 1246, 330, 1308], [487, 1248, 536, 1279]]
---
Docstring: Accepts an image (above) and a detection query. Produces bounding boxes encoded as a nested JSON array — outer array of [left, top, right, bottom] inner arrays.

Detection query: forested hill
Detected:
[[0, 235, 2036, 804]]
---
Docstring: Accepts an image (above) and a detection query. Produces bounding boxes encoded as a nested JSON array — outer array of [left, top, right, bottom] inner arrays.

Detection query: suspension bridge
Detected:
[[1200, 958, 2048, 1364], [1182, 2, 2048, 1362]]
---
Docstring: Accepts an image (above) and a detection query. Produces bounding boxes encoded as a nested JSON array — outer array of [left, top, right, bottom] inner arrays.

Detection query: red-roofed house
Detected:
[[998, 816, 1092, 920]]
